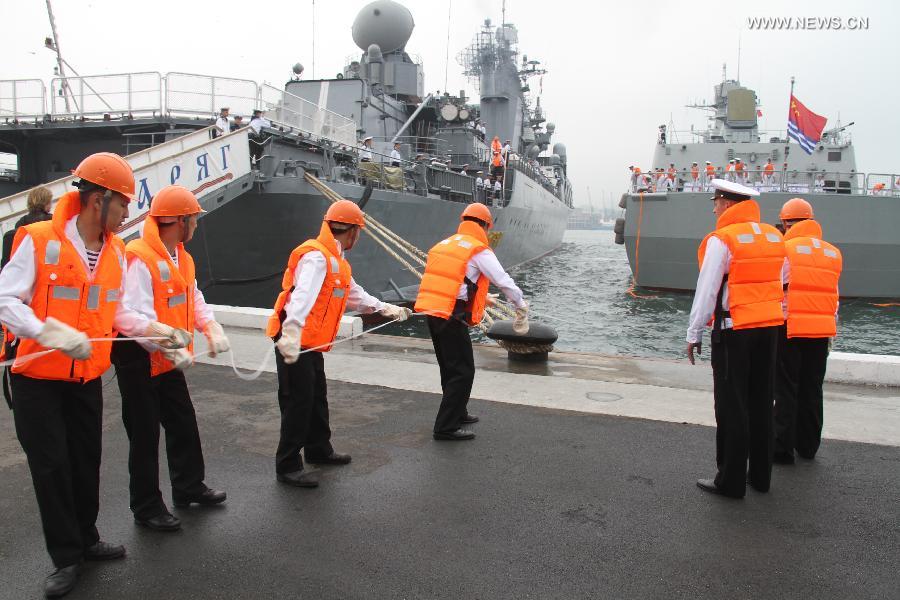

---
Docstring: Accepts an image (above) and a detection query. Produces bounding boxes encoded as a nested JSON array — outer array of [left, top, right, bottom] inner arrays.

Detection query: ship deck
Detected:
[[1, 328, 897, 599]]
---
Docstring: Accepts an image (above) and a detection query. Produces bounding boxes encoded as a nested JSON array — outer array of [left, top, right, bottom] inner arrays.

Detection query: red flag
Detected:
[[756, 109, 763, 117], [787, 95, 827, 154]]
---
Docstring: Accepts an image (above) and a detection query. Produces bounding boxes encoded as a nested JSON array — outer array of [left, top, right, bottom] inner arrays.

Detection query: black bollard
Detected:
[[486, 320, 558, 362]]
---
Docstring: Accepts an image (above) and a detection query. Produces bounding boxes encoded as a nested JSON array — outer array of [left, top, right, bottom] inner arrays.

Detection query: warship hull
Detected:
[[192, 174, 569, 308], [622, 190, 900, 298]]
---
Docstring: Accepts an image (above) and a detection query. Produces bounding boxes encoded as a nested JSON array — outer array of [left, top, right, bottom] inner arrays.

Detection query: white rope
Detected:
[[0, 336, 170, 368]]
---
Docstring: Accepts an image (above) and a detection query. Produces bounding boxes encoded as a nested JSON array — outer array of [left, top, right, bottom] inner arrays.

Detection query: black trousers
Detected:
[[774, 327, 829, 459], [710, 326, 778, 497], [113, 340, 206, 519], [275, 350, 334, 474], [10, 373, 103, 568], [427, 315, 475, 434]]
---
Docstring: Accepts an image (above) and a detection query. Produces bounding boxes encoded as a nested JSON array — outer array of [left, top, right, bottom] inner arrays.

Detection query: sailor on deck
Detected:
[[725, 159, 736, 182], [390, 142, 403, 167], [359, 136, 374, 163], [763, 159, 775, 188], [415, 203, 528, 441], [686, 179, 786, 499], [267, 201, 410, 488], [704, 162, 716, 189]]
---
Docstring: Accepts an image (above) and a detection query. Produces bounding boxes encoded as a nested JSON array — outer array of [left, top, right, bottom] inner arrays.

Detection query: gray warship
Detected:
[[0, 0, 572, 307], [615, 74, 899, 299]]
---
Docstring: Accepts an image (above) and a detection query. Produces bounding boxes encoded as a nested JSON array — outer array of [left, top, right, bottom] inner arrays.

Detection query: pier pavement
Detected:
[[0, 323, 897, 599]]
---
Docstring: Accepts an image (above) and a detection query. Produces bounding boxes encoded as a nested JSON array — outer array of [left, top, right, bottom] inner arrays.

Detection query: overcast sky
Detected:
[[3, 0, 897, 207]]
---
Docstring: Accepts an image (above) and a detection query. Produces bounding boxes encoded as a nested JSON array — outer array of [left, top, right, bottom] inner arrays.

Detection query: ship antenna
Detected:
[[444, 0, 452, 92], [502, 0, 506, 28], [45, 0, 72, 112], [311, 0, 315, 79], [736, 32, 741, 82]]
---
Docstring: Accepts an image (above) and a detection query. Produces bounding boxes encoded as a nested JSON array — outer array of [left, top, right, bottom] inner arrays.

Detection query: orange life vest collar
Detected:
[[457, 219, 490, 245], [784, 219, 823, 241], [715, 199, 761, 230]]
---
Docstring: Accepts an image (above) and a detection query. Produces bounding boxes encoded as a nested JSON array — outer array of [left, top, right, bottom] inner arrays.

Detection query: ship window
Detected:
[[827, 151, 842, 162]]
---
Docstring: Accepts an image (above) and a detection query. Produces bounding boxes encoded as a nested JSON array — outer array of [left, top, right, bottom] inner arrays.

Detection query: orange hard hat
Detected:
[[461, 202, 493, 228], [72, 152, 135, 199], [780, 197, 814, 221], [149, 185, 206, 218], [324, 200, 365, 227]]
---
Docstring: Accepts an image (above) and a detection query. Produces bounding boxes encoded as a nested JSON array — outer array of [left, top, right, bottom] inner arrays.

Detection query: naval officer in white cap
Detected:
[[686, 179, 786, 499]]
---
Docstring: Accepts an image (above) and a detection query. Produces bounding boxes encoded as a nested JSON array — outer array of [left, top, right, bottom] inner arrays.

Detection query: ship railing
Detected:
[[630, 169, 870, 195], [258, 84, 356, 147], [366, 136, 452, 163], [50, 72, 164, 119], [165, 72, 259, 119], [0, 79, 47, 120], [865, 173, 900, 196], [506, 157, 565, 202]]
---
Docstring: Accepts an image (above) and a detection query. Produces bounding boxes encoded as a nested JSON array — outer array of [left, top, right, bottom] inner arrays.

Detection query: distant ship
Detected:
[[614, 74, 899, 298], [0, 0, 572, 308]]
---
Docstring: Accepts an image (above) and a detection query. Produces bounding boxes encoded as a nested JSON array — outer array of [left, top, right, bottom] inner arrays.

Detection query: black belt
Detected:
[[360, 158, 371, 162]]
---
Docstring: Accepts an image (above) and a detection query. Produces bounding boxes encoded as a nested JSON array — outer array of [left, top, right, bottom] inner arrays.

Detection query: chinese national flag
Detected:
[[787, 95, 827, 154]]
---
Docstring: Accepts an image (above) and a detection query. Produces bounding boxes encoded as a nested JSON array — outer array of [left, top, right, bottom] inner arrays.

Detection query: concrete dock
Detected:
[[1, 321, 898, 599]]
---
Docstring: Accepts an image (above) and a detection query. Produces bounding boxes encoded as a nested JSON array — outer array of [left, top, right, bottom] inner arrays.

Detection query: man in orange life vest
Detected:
[[112, 185, 230, 532], [0, 152, 189, 597], [268, 200, 411, 487], [773, 198, 842, 465], [415, 203, 528, 441], [686, 179, 786, 499]]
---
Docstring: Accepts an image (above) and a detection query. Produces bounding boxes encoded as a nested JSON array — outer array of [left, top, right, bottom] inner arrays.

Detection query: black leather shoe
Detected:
[[696, 478, 743, 499], [773, 451, 795, 465], [135, 513, 181, 532], [83, 541, 125, 561], [173, 487, 227, 508], [44, 565, 79, 598], [305, 451, 352, 465], [461, 414, 480, 424], [277, 469, 320, 488], [433, 429, 476, 441]]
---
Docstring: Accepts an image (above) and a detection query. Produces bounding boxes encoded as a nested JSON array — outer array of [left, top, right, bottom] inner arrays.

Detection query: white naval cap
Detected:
[[362, 136, 374, 142], [709, 178, 760, 199]]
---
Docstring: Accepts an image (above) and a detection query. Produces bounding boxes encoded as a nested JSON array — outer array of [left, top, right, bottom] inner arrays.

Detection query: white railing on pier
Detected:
[[630, 170, 900, 196], [259, 84, 356, 147], [0, 126, 251, 238], [0, 79, 47, 120], [49, 72, 163, 119]]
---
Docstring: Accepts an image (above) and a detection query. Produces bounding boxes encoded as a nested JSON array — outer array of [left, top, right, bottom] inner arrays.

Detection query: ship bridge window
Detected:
[[827, 151, 842, 162]]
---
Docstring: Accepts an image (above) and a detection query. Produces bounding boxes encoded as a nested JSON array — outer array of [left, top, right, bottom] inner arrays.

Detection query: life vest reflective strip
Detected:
[[414, 220, 491, 327], [783, 220, 842, 338], [126, 217, 196, 376], [12, 191, 125, 381], [698, 200, 785, 330], [266, 222, 352, 352]]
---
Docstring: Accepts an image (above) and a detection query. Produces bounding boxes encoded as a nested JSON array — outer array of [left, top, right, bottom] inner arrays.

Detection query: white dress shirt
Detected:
[[390, 149, 402, 164], [283, 240, 384, 329], [686, 236, 732, 344], [249, 116, 271, 135], [0, 215, 149, 340], [122, 248, 215, 352], [214, 116, 230, 136], [359, 145, 373, 161], [456, 248, 526, 309]]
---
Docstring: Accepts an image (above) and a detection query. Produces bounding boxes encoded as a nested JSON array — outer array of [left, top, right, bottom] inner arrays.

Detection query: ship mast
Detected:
[[45, 0, 72, 112]]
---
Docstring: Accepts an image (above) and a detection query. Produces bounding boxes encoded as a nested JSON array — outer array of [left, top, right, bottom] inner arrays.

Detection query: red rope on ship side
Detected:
[[627, 192, 658, 299]]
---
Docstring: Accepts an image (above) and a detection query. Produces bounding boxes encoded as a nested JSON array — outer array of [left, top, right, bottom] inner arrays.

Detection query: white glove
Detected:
[[486, 293, 500, 307], [146, 321, 191, 349], [36, 317, 91, 360], [162, 347, 193, 370], [379, 303, 412, 321], [202, 321, 230, 358], [276, 323, 302, 364], [513, 302, 529, 335]]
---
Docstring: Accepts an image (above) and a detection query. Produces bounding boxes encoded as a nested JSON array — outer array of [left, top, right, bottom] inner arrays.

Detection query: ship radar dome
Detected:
[[352, 0, 415, 53]]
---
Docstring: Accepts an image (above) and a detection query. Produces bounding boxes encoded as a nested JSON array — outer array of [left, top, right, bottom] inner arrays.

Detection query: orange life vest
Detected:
[[491, 139, 502, 154], [667, 167, 676, 180], [492, 152, 504, 167], [734, 162, 744, 173], [764, 163, 775, 175], [783, 219, 842, 338], [266, 222, 352, 352], [698, 200, 785, 330], [126, 217, 196, 376], [414, 220, 491, 326], [633, 167, 642, 175], [690, 166, 700, 180], [11, 191, 125, 382], [706, 165, 715, 177]]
